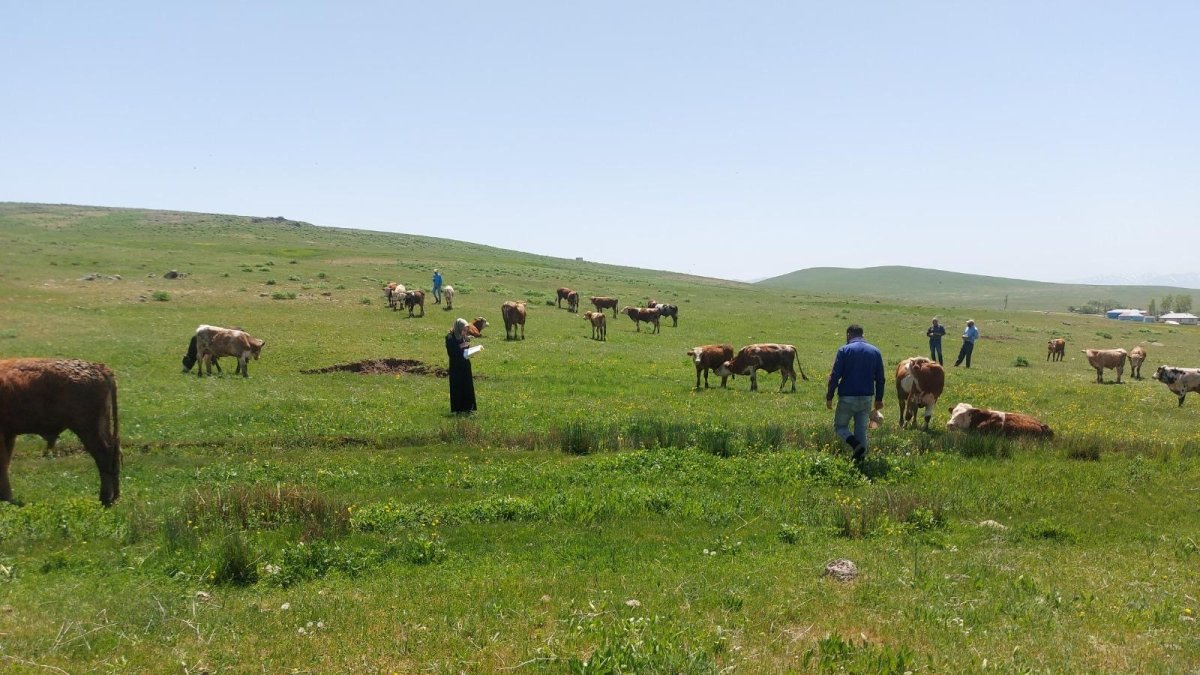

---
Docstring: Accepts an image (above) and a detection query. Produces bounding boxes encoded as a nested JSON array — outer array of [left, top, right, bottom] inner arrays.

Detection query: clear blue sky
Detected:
[[3, 2, 1197, 283]]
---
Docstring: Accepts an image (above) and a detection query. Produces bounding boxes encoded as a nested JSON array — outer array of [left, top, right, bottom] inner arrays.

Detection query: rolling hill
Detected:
[[757, 265, 1197, 312]]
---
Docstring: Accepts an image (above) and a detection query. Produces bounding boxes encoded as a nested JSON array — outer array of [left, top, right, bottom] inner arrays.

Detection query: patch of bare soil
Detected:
[[302, 358, 449, 377]]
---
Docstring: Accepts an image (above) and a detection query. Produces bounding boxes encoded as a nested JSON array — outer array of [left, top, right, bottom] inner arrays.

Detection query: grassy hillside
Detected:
[[759, 265, 1197, 312], [1, 204, 1198, 672]]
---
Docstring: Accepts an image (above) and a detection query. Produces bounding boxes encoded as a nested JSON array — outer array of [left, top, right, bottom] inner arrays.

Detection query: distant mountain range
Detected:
[[1065, 272, 1200, 288], [757, 266, 1198, 312]]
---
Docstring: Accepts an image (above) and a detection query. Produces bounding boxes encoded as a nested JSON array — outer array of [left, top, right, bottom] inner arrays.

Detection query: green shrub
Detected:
[[151, 291, 170, 302], [1013, 356, 1030, 367], [271, 291, 296, 300], [265, 279, 276, 285], [212, 530, 258, 585]]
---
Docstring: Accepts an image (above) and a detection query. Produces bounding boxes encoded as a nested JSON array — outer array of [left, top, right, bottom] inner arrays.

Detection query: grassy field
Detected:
[[759, 265, 1197, 312], [1, 203, 1198, 672]]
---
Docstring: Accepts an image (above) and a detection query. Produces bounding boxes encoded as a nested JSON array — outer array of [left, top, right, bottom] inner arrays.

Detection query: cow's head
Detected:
[[249, 338, 264, 359], [945, 402, 977, 431], [1153, 366, 1176, 384]]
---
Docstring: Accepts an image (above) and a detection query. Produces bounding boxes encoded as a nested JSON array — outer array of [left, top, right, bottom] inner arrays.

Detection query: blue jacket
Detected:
[[826, 337, 885, 402]]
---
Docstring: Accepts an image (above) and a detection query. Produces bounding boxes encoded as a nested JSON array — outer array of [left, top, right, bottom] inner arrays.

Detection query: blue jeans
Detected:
[[929, 340, 943, 364], [834, 395, 874, 452]]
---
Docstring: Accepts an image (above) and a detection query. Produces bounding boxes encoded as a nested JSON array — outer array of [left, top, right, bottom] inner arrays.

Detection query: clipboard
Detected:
[[464, 345, 483, 359]]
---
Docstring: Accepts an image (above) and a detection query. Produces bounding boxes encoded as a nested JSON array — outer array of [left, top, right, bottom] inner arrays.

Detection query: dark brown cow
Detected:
[[895, 357, 945, 430], [590, 296, 619, 318], [465, 316, 489, 338], [566, 290, 580, 313], [1047, 339, 1065, 362], [501, 301, 527, 340], [1082, 348, 1127, 383], [647, 301, 679, 327], [556, 287, 575, 309], [946, 403, 1053, 438], [715, 343, 808, 392], [686, 344, 734, 389], [404, 289, 426, 317], [0, 358, 121, 506], [621, 306, 661, 333], [195, 325, 265, 377], [584, 311, 607, 341], [1129, 345, 1147, 379]]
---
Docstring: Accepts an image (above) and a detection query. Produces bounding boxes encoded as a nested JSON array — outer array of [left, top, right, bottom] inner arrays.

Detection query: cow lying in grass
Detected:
[[465, 317, 489, 338], [0, 358, 121, 506], [946, 403, 1053, 438], [1152, 366, 1200, 407]]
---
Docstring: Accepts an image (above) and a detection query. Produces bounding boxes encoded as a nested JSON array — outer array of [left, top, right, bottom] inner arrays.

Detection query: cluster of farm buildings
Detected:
[[1104, 309, 1198, 325]]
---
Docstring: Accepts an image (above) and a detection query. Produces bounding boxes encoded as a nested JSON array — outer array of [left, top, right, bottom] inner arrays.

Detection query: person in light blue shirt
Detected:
[[432, 269, 443, 304], [825, 324, 885, 465], [954, 319, 979, 368]]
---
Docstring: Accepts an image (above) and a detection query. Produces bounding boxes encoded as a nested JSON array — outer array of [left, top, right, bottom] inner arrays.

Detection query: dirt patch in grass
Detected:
[[302, 358, 449, 377]]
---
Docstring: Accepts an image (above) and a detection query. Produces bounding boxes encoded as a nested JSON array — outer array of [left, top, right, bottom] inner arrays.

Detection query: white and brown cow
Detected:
[[1082, 348, 1127, 384], [647, 301, 679, 327], [384, 282, 406, 310], [621, 306, 661, 334], [946, 403, 1053, 438], [194, 325, 265, 378], [686, 344, 734, 389], [895, 357, 945, 430], [1047, 339, 1066, 362], [1128, 345, 1147, 379], [465, 316, 489, 338], [716, 343, 808, 392], [1152, 366, 1200, 407], [590, 296, 619, 318], [583, 311, 607, 341], [0, 358, 121, 506]]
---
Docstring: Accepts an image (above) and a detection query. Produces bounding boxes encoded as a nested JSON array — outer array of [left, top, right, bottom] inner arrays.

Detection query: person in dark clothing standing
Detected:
[[446, 318, 478, 415], [825, 324, 885, 464], [926, 317, 946, 365]]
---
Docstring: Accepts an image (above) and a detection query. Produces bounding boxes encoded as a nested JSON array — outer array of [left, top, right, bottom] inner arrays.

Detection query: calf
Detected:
[[0, 358, 121, 506], [195, 325, 265, 377], [1128, 345, 1147, 379], [590, 296, 619, 318], [648, 302, 679, 327], [686, 344, 734, 389], [1082, 348, 1127, 384], [465, 316, 489, 338], [1047, 339, 1065, 362], [895, 357, 945, 430], [946, 402, 1053, 438], [1152, 366, 1200, 407], [404, 289, 426, 317], [566, 290, 580, 313], [501, 301, 527, 340], [442, 285, 455, 310], [716, 343, 807, 392], [621, 306, 661, 334], [556, 287, 575, 309], [384, 282, 406, 310], [584, 311, 607, 341]]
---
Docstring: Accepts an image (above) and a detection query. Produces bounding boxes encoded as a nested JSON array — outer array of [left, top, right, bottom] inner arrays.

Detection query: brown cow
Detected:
[[195, 325, 265, 377], [590, 296, 619, 318], [895, 357, 945, 430], [946, 402, 1053, 438], [1152, 366, 1200, 407], [647, 301, 679, 327], [621, 306, 661, 334], [1082, 348, 1127, 384], [403, 289, 426, 317], [1047, 339, 1065, 362], [501, 301, 527, 340], [716, 343, 808, 392], [0, 358, 121, 506], [566, 290, 580, 313], [465, 317, 489, 338], [384, 282, 406, 310], [556, 287, 574, 309], [583, 311, 607, 341], [686, 344, 734, 389], [1128, 345, 1147, 379]]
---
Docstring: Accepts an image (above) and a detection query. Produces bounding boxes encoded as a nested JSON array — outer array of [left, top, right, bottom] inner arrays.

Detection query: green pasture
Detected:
[[1, 204, 1198, 672]]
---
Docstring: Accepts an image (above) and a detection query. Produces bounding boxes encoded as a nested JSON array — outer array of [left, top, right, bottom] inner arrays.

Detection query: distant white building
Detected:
[[1160, 312, 1199, 325], [1116, 310, 1147, 322]]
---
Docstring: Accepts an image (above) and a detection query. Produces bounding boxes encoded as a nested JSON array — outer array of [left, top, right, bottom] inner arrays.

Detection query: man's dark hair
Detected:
[[846, 324, 864, 338]]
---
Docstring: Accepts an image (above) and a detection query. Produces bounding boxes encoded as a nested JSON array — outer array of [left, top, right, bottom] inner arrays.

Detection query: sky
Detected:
[[2, 2, 1197, 284]]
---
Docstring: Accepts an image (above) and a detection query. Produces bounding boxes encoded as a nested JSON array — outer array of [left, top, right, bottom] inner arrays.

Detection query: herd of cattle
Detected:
[[2, 285, 1200, 508]]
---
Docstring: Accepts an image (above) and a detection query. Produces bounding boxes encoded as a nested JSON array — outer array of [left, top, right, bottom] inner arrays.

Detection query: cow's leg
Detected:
[[923, 405, 932, 431], [241, 356, 250, 378], [749, 369, 758, 392], [1179, 393, 1187, 407], [0, 433, 15, 503], [697, 367, 704, 389], [1116, 365, 1123, 384], [77, 427, 119, 506], [1095, 367, 1103, 384]]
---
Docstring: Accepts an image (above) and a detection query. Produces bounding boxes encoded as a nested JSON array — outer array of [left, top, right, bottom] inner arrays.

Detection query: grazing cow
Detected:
[[621, 306, 661, 334], [946, 403, 1053, 438], [895, 357, 945, 430], [501, 301, 527, 340], [686, 344, 734, 389], [1129, 345, 1147, 379], [182, 334, 222, 374], [565, 290, 580, 313], [1047, 339, 1065, 362], [1152, 366, 1200, 407], [404, 289, 426, 317], [584, 311, 607, 341], [194, 325, 265, 377], [556, 287, 575, 309], [1082, 348, 1128, 384], [442, 285, 455, 310], [647, 301, 679, 327], [0, 358, 121, 506], [716, 343, 808, 392], [465, 317, 489, 338], [590, 296, 620, 318]]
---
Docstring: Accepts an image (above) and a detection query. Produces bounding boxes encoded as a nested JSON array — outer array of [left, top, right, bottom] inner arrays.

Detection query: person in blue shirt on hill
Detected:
[[926, 317, 946, 365], [825, 324, 885, 465], [431, 268, 443, 305], [954, 319, 979, 368]]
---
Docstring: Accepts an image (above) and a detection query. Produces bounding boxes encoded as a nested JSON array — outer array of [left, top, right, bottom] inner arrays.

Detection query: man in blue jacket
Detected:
[[826, 324, 885, 464]]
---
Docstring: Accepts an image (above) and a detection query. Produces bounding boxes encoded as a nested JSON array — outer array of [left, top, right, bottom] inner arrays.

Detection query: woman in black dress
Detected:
[[446, 318, 477, 415]]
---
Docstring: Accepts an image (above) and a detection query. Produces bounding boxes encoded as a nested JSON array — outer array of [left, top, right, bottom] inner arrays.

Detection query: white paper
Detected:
[[464, 346, 483, 359]]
